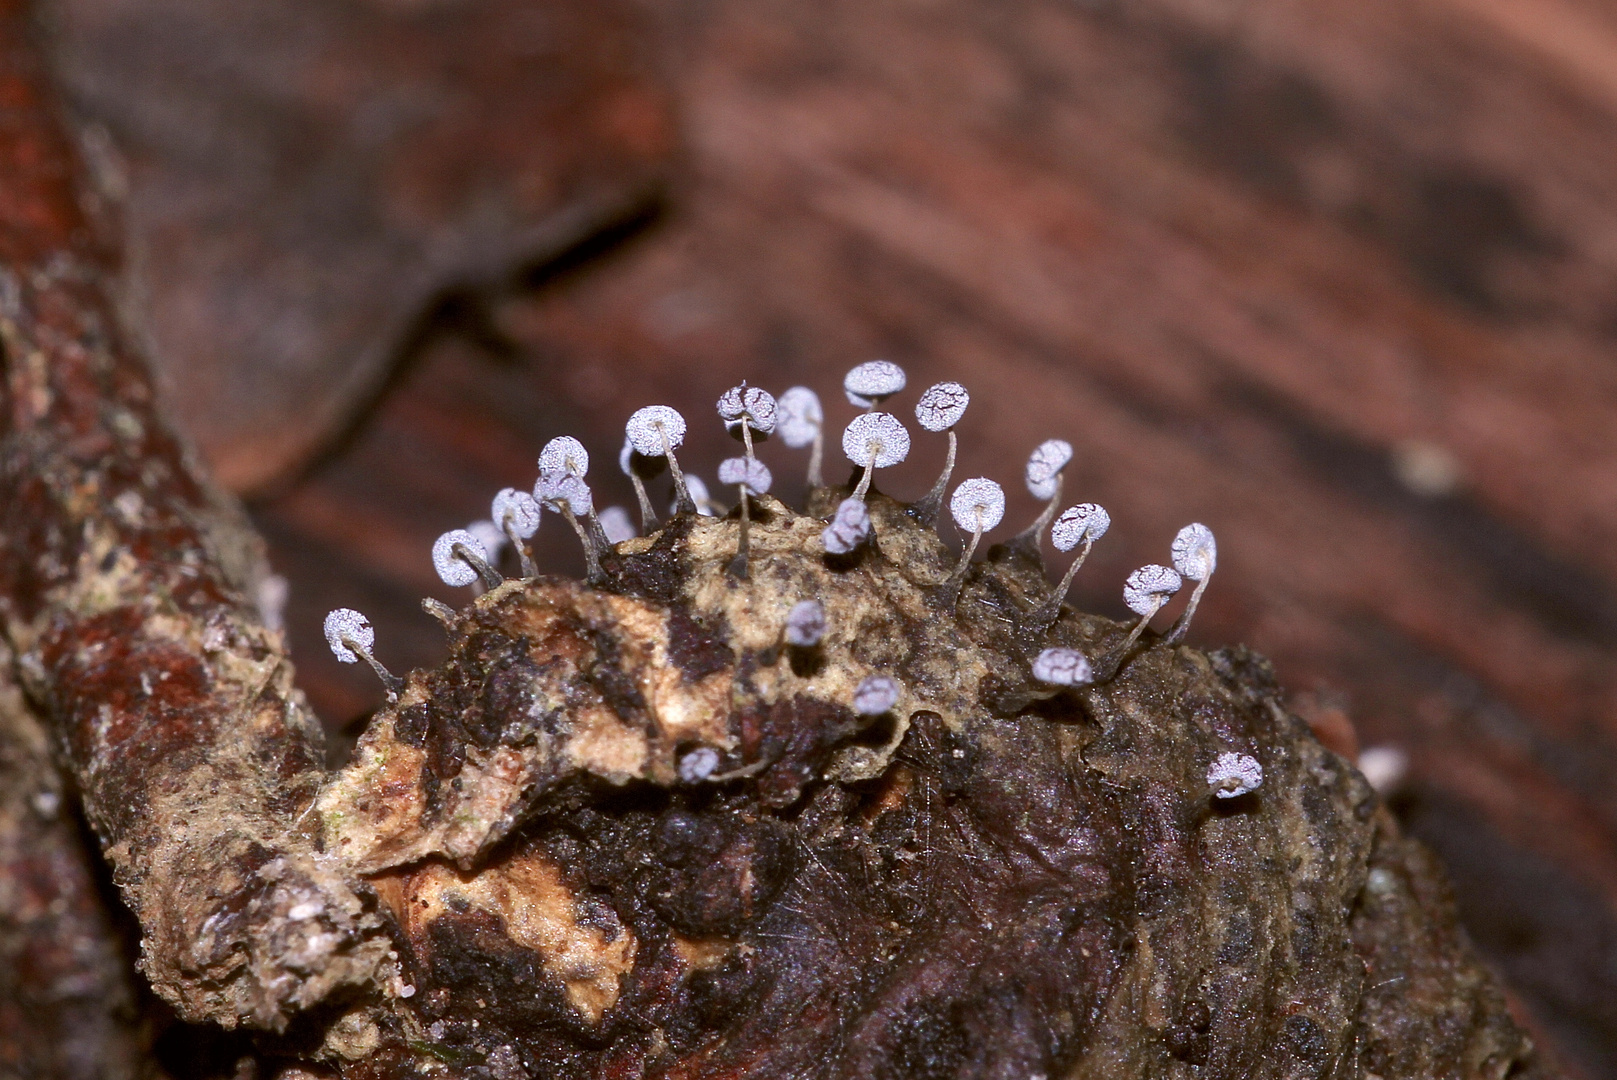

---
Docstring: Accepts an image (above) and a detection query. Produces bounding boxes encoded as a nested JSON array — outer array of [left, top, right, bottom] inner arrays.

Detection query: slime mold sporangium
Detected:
[[309, 363, 1546, 1079]]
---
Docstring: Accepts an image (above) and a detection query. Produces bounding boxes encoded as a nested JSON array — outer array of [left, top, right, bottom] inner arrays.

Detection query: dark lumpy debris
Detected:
[[649, 809, 797, 935], [370, 499, 1548, 1080], [664, 607, 734, 683]]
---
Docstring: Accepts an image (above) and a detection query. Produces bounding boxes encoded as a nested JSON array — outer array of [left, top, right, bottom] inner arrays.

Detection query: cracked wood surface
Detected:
[[0, 0, 397, 1032]]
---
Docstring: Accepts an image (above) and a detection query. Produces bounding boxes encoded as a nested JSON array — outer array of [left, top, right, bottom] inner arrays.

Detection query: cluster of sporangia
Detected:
[[322, 361, 1263, 799]]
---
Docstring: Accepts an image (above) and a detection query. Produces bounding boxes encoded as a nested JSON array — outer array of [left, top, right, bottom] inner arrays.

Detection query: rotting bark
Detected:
[[0, 0, 397, 1034], [0, 640, 147, 1080], [319, 495, 1553, 1079], [0, 0, 1568, 1070]]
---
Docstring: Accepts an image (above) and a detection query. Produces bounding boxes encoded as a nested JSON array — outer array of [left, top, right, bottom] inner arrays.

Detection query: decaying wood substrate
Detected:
[[0, 0, 1559, 1075], [313, 500, 1547, 1078], [0, 0, 398, 1039]]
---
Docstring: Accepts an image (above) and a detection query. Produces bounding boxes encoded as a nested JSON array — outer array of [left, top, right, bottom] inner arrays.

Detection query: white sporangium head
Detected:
[[843, 360, 907, 408], [1051, 503, 1109, 552], [776, 386, 823, 448], [949, 478, 1005, 533], [534, 469, 593, 516], [853, 675, 900, 716], [1207, 752, 1263, 798], [678, 746, 722, 784], [914, 381, 969, 432], [625, 405, 687, 456], [822, 497, 871, 554], [1123, 564, 1183, 616], [1031, 647, 1092, 687], [323, 608, 373, 663], [1029, 502, 1112, 630], [1025, 439, 1073, 500], [842, 412, 911, 470], [538, 436, 589, 478], [784, 599, 826, 647], [598, 505, 636, 544], [718, 456, 772, 495], [491, 488, 541, 539], [1171, 523, 1217, 580], [466, 519, 508, 558], [432, 529, 489, 588], [717, 383, 778, 435]]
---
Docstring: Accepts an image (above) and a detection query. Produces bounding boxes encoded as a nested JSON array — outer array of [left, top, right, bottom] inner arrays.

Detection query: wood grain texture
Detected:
[[0, 0, 398, 1033], [43, 0, 675, 494], [250, 0, 1617, 1075]]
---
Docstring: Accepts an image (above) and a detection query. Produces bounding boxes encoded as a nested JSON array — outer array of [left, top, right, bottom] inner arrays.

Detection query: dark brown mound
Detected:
[[321, 495, 1545, 1079]]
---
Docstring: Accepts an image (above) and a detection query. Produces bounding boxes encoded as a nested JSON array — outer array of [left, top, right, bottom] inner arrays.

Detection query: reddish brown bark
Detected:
[[0, 641, 146, 1080], [0, 0, 395, 1031]]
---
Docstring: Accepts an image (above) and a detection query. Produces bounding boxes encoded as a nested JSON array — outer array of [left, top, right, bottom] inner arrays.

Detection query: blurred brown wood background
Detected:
[[39, 0, 1617, 1076]]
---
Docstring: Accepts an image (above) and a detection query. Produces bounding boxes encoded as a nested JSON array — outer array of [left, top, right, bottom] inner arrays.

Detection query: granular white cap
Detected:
[[717, 456, 772, 495], [432, 529, 488, 587], [538, 436, 589, 478], [599, 505, 636, 544], [777, 386, 824, 449], [1051, 503, 1110, 552], [678, 747, 722, 783], [625, 405, 687, 456], [914, 381, 969, 432], [784, 599, 826, 647], [534, 470, 593, 515], [717, 384, 778, 434], [323, 608, 373, 663], [466, 520, 507, 558], [1031, 647, 1092, 686], [1123, 564, 1182, 615], [949, 478, 1005, 533], [822, 497, 871, 554], [1025, 439, 1073, 499], [1171, 523, 1217, 580], [491, 488, 541, 538], [842, 412, 911, 469], [844, 360, 907, 407], [1207, 752, 1263, 798], [853, 675, 900, 716]]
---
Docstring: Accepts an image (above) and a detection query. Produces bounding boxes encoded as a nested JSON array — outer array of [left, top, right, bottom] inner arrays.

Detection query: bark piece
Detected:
[[318, 494, 1551, 1078], [0, 642, 147, 1080], [43, 0, 675, 492], [0, 0, 397, 1032]]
